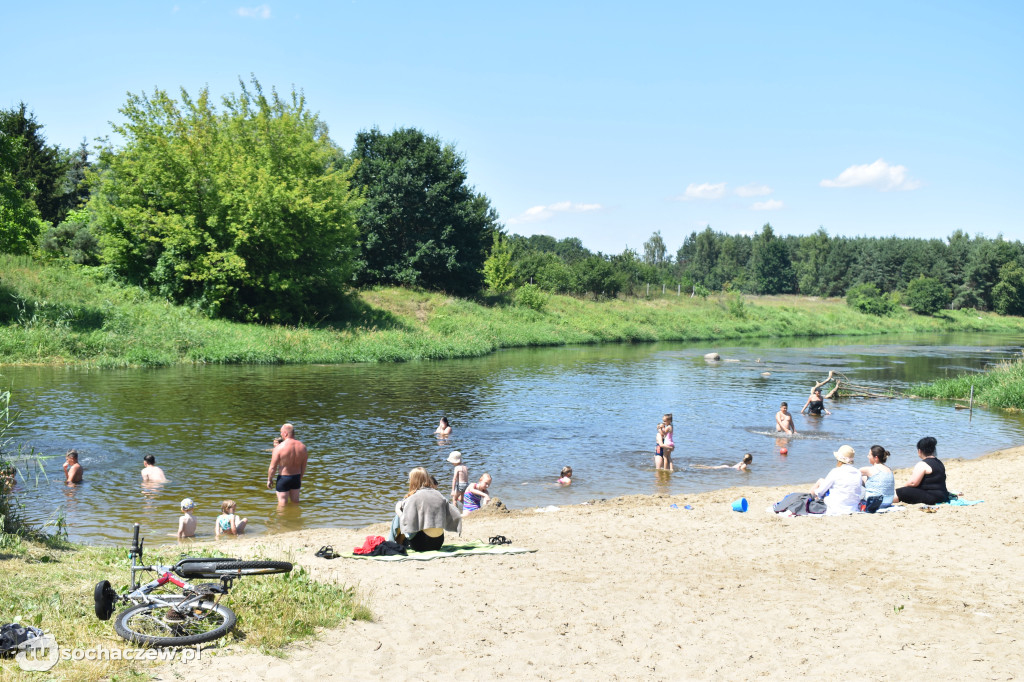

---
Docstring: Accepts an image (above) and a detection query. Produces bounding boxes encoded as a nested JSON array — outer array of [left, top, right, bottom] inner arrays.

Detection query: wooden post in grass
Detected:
[[969, 384, 974, 423]]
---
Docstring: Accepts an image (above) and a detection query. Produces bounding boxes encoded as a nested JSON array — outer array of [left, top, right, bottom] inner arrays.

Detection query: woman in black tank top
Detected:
[[894, 436, 949, 505]]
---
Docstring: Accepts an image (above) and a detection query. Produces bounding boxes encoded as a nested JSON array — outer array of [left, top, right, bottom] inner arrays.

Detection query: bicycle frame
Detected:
[[124, 523, 232, 608]]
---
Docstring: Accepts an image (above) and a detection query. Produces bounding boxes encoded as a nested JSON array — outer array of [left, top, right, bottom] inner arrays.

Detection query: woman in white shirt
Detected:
[[811, 445, 864, 515]]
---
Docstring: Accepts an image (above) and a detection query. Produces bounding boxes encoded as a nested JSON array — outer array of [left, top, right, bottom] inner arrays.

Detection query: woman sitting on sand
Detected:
[[894, 436, 949, 505], [860, 445, 895, 510], [387, 467, 462, 552], [810, 445, 863, 515]]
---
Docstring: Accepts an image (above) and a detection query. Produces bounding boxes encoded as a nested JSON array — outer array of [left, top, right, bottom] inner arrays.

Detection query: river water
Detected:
[[3, 333, 1023, 545]]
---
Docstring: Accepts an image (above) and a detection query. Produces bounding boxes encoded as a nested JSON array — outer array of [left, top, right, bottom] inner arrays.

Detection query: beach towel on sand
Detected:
[[340, 539, 535, 562]]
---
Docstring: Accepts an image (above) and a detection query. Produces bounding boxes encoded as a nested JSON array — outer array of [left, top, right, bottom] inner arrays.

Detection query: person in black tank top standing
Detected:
[[894, 436, 949, 505]]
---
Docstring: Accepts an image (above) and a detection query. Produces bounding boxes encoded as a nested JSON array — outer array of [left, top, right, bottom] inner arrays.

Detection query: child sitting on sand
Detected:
[[694, 454, 753, 471], [557, 466, 573, 485], [215, 499, 248, 538], [463, 473, 492, 514], [448, 451, 468, 505], [177, 498, 197, 540]]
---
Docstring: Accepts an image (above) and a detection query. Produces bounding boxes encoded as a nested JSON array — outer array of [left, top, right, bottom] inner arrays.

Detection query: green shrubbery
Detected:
[[846, 283, 896, 316], [905, 276, 951, 315], [514, 283, 547, 311]]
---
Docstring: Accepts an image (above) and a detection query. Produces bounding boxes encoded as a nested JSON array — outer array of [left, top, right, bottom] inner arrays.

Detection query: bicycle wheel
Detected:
[[113, 596, 236, 647], [210, 560, 292, 576]]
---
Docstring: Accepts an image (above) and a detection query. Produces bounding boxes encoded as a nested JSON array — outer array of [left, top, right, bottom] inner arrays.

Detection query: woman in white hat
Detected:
[[810, 445, 864, 515]]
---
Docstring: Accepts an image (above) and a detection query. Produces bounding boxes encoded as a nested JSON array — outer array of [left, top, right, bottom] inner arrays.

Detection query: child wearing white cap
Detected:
[[447, 451, 468, 507], [177, 498, 197, 540]]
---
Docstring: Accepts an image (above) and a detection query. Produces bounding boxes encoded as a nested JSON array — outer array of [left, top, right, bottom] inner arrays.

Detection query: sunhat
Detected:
[[447, 451, 463, 464], [180, 498, 195, 510], [833, 445, 855, 464]]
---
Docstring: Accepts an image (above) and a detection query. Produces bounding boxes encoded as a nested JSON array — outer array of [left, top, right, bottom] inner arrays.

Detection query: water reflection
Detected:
[[3, 332, 1024, 544]]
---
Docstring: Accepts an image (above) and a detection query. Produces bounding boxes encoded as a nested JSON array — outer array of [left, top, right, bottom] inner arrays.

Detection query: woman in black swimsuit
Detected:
[[801, 389, 830, 416], [801, 372, 837, 416], [894, 436, 949, 505]]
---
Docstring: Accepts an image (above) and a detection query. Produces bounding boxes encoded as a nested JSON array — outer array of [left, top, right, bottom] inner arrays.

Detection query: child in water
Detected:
[[215, 499, 248, 538], [695, 453, 753, 471], [656, 414, 675, 471], [177, 498, 197, 540], [448, 451, 468, 506], [463, 473, 492, 514], [557, 466, 573, 485]]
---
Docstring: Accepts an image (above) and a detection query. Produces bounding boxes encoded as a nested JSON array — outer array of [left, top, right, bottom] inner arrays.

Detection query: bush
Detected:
[[846, 283, 895, 316], [514, 283, 547, 311], [727, 292, 746, 318], [904, 276, 951, 315], [39, 209, 101, 265]]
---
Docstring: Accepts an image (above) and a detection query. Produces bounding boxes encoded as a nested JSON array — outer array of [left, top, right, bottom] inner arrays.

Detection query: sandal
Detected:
[[488, 535, 512, 546], [315, 545, 337, 559]]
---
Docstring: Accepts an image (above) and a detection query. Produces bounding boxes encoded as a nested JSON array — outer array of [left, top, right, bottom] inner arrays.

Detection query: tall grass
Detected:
[[912, 353, 1024, 410], [5, 255, 1024, 368]]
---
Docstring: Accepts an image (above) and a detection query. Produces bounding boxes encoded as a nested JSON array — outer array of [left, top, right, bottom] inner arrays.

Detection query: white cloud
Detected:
[[507, 201, 603, 225], [752, 199, 784, 210], [735, 183, 772, 197], [237, 4, 271, 19], [678, 182, 726, 200], [820, 159, 921, 191]]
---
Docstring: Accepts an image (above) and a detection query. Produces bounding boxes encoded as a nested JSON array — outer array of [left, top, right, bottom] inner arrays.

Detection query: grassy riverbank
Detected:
[[912, 354, 1024, 410], [4, 255, 1024, 368], [0, 537, 369, 681]]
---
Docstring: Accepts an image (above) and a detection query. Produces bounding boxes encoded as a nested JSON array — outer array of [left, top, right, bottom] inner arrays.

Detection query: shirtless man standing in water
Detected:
[[267, 423, 307, 505]]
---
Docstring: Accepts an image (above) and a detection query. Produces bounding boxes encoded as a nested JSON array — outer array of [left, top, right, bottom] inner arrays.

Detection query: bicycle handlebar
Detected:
[[132, 523, 140, 549]]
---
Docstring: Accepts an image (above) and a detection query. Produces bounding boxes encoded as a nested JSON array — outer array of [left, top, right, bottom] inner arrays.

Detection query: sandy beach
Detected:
[[163, 447, 1024, 681]]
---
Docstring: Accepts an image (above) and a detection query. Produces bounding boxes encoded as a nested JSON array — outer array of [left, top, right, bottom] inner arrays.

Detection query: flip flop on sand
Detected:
[[315, 545, 337, 559], [488, 535, 512, 546]]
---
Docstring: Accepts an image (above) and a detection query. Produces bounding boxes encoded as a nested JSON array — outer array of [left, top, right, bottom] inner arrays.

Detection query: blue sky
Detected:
[[3, 1, 1021, 254]]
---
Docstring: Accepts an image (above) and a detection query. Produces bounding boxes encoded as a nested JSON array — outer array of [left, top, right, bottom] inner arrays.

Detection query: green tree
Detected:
[[90, 79, 361, 322], [350, 127, 499, 295], [1, 132, 45, 254], [992, 262, 1024, 316], [749, 223, 794, 294], [642, 230, 668, 266], [904, 276, 951, 315], [0, 103, 74, 226], [795, 227, 830, 296], [483, 232, 516, 293]]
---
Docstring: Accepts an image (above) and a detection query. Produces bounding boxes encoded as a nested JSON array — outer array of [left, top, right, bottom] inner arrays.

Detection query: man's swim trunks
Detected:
[[276, 474, 302, 492]]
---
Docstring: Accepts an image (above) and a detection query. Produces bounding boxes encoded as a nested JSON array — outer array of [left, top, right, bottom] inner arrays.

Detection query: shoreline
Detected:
[[163, 444, 1024, 680]]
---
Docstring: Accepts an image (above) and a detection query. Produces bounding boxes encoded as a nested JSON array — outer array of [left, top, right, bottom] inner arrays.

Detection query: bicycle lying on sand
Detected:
[[93, 523, 292, 647]]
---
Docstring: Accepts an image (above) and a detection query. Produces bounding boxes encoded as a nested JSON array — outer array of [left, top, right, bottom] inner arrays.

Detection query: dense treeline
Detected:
[[3, 79, 1024, 324], [486, 224, 1024, 316]]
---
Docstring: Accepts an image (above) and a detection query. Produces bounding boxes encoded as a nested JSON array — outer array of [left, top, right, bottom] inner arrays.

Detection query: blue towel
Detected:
[[942, 498, 983, 506]]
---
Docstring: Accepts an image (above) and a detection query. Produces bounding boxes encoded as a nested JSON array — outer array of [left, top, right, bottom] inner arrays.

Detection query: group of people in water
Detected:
[[382, 418, 578, 552]]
